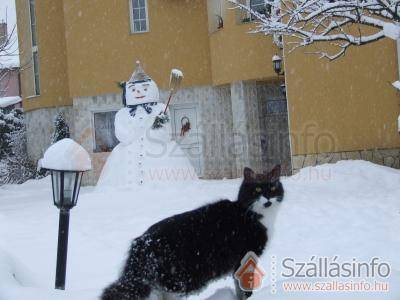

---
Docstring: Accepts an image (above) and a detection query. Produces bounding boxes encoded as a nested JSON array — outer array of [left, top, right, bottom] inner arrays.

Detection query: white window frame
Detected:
[[129, 0, 149, 34], [240, 0, 268, 23], [28, 0, 40, 96]]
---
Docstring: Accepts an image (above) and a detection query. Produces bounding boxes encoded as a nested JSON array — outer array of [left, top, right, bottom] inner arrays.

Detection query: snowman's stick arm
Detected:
[[163, 69, 183, 114], [164, 91, 174, 114]]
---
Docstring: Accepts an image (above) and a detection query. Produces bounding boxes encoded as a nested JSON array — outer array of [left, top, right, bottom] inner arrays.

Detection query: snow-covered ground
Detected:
[[0, 160, 399, 299]]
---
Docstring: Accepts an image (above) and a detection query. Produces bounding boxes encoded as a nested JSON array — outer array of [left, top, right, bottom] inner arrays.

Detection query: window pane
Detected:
[[132, 0, 140, 9], [93, 111, 119, 152], [31, 24, 37, 47], [139, 0, 145, 8], [33, 51, 40, 95], [29, 0, 37, 46], [133, 8, 139, 20], [140, 20, 147, 31], [134, 21, 140, 32], [139, 8, 146, 19]]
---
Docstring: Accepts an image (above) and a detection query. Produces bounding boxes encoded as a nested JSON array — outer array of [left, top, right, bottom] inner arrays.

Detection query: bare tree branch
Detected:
[[229, 0, 400, 60]]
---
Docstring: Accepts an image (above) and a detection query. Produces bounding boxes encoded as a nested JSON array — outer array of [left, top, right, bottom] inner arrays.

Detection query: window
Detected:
[[29, 0, 37, 47], [28, 0, 40, 95], [93, 111, 119, 152], [32, 51, 40, 95], [129, 0, 149, 33], [238, 0, 270, 23]]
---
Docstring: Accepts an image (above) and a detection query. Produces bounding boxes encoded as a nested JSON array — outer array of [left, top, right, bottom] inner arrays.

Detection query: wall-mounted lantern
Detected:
[[272, 55, 284, 76]]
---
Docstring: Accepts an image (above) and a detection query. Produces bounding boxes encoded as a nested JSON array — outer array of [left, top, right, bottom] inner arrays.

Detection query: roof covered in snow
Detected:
[[40, 138, 92, 172], [0, 96, 21, 108], [0, 54, 19, 69]]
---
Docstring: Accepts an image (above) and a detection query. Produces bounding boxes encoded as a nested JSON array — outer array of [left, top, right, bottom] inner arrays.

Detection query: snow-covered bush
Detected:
[[0, 108, 35, 185], [52, 112, 70, 144]]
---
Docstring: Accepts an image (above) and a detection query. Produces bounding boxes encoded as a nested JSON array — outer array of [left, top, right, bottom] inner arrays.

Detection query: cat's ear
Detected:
[[243, 167, 256, 181], [267, 165, 281, 182]]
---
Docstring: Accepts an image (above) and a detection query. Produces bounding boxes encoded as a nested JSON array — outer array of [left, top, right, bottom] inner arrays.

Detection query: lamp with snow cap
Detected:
[[272, 54, 284, 76], [40, 138, 92, 290]]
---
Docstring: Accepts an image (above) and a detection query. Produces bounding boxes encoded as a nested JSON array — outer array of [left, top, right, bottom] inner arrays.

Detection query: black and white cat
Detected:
[[101, 166, 284, 300]]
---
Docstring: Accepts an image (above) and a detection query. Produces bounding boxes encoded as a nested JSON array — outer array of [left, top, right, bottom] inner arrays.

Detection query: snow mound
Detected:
[[0, 247, 36, 290], [40, 138, 92, 171]]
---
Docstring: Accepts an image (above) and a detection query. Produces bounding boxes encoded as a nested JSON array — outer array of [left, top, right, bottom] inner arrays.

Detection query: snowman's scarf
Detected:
[[128, 102, 158, 117]]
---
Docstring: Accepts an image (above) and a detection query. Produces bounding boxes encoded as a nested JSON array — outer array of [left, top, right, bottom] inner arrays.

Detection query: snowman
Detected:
[[97, 62, 198, 188]]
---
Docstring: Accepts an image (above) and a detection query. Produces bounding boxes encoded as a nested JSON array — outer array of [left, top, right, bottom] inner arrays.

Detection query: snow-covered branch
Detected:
[[230, 0, 400, 60], [0, 23, 18, 69]]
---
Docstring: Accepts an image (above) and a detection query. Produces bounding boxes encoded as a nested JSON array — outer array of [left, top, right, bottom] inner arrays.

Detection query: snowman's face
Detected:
[[125, 80, 160, 106]]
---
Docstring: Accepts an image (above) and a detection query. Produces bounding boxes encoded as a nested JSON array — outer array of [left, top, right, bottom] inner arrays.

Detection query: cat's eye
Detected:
[[256, 187, 262, 193], [271, 186, 276, 191]]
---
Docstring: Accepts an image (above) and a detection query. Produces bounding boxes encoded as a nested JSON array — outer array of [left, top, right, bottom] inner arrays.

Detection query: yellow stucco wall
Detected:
[[209, 5, 278, 85], [16, 0, 72, 111], [15, 1, 400, 156], [285, 39, 400, 155], [62, 0, 212, 97]]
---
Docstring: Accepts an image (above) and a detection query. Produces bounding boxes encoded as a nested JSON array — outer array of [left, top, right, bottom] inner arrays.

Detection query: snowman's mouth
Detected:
[[135, 96, 145, 99]]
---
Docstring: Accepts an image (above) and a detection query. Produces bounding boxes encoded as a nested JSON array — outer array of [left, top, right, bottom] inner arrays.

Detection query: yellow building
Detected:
[[16, 0, 400, 184]]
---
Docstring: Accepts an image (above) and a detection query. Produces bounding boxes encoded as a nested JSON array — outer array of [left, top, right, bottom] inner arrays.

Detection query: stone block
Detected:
[[345, 151, 361, 160], [304, 154, 317, 167], [361, 150, 373, 162], [292, 155, 305, 170], [384, 156, 395, 168]]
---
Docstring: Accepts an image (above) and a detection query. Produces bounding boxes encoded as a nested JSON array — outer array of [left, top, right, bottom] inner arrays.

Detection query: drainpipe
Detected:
[[397, 40, 400, 134]]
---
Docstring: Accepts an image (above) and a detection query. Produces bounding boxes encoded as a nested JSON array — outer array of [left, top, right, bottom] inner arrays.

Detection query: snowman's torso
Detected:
[[97, 62, 197, 188], [97, 103, 197, 187]]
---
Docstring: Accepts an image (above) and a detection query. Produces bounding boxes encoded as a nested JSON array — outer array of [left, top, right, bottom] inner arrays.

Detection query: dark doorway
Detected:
[[257, 82, 292, 175]]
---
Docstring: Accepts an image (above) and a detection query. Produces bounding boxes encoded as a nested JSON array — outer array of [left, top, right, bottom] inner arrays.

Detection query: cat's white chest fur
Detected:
[[251, 197, 282, 242]]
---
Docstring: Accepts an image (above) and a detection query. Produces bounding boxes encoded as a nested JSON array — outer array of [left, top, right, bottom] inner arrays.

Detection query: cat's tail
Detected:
[[101, 280, 151, 300]]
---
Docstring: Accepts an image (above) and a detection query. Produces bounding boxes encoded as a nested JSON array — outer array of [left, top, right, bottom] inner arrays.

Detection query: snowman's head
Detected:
[[125, 79, 159, 106], [123, 61, 160, 107]]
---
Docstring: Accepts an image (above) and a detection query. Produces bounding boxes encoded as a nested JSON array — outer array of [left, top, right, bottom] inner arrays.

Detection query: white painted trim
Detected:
[[397, 40, 400, 80], [128, 0, 150, 34], [281, 40, 294, 175], [27, 0, 40, 97]]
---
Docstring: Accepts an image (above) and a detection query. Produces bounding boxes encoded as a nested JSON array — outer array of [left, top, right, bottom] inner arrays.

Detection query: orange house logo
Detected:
[[234, 252, 266, 292]]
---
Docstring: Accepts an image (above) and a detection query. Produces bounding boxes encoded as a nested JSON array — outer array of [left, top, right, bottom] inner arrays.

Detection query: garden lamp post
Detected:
[[40, 138, 92, 290]]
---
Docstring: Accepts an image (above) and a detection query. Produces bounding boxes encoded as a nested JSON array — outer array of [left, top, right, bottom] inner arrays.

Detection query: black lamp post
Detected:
[[49, 169, 84, 290], [40, 138, 91, 290]]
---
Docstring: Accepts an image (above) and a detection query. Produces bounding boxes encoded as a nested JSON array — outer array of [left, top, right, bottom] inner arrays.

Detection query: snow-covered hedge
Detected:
[[0, 108, 35, 185]]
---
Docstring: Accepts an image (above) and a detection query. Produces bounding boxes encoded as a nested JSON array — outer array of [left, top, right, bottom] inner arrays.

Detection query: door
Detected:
[[170, 105, 202, 176], [259, 89, 292, 175]]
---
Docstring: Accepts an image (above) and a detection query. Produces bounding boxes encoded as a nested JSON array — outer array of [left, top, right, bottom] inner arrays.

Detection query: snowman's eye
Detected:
[[132, 89, 136, 92], [144, 88, 148, 91]]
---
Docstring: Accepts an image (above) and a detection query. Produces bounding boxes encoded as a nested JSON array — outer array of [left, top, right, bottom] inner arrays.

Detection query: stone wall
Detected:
[[292, 148, 400, 173], [24, 106, 74, 163], [73, 93, 122, 185], [73, 85, 236, 185], [230, 81, 264, 177]]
